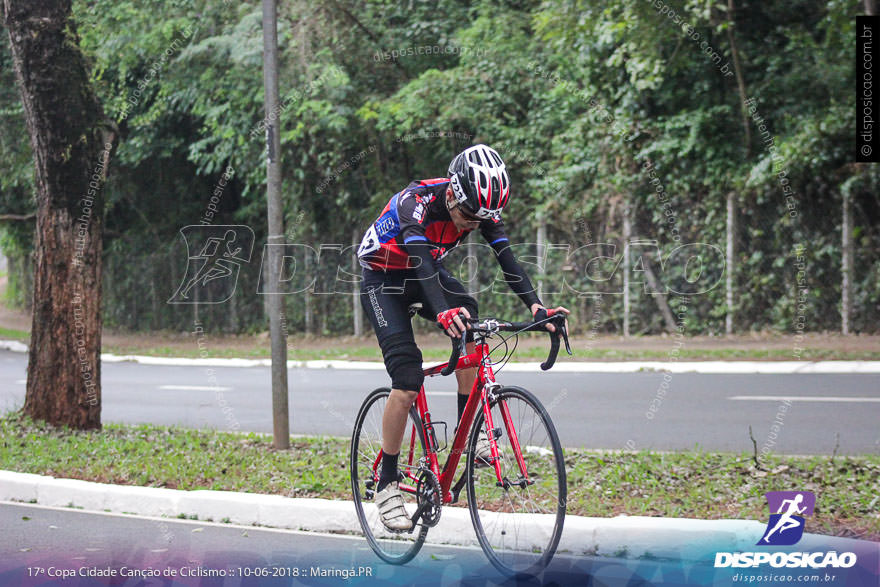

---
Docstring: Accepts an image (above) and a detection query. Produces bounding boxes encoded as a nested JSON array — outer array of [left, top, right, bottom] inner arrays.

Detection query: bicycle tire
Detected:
[[466, 385, 567, 578], [350, 387, 429, 565]]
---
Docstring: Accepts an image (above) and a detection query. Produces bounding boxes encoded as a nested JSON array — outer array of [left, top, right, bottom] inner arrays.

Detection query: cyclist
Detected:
[[357, 144, 569, 531]]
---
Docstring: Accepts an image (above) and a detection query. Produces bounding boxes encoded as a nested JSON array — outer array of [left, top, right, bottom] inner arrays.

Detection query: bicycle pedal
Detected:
[[490, 427, 502, 440]]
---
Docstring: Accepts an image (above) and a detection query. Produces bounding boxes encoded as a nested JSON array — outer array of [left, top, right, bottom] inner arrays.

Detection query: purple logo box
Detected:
[[765, 491, 815, 516]]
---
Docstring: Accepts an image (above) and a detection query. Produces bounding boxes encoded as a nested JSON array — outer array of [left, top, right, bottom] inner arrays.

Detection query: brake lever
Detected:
[[561, 321, 572, 356]]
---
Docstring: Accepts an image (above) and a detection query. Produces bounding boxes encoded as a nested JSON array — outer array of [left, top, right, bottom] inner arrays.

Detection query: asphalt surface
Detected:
[[3, 503, 878, 587], [1, 350, 878, 454], [0, 503, 800, 587]]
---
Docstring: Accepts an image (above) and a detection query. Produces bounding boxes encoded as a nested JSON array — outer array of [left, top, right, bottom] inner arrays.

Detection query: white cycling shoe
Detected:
[[375, 481, 413, 532], [474, 431, 500, 468]]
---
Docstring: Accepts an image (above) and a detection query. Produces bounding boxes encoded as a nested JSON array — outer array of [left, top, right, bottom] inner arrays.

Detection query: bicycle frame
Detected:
[[386, 338, 533, 506]]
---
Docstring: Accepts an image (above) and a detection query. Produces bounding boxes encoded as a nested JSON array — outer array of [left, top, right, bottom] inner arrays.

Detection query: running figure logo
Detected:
[[758, 491, 815, 546], [168, 225, 254, 304]]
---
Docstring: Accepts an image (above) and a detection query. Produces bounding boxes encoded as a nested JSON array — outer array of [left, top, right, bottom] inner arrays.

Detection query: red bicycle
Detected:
[[350, 313, 571, 577]]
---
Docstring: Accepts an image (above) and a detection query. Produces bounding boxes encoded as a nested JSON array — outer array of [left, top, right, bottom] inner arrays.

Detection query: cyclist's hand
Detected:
[[531, 304, 570, 333], [437, 307, 471, 338]]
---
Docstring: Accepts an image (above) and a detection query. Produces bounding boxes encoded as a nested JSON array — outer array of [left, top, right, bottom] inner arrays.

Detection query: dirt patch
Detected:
[[2, 290, 879, 358]]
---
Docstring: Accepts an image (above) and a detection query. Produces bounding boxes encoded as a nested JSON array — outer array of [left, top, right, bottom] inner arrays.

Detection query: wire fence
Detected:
[[4, 190, 876, 336]]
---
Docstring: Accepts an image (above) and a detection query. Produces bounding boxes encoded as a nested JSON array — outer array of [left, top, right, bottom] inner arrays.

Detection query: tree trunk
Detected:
[[467, 237, 478, 296], [726, 0, 751, 154], [304, 252, 313, 334], [4, 0, 113, 429], [726, 0, 749, 336], [726, 192, 736, 334], [643, 256, 677, 332], [622, 201, 631, 338], [536, 220, 547, 301], [352, 228, 362, 336], [841, 191, 853, 334], [866, 1, 878, 16]]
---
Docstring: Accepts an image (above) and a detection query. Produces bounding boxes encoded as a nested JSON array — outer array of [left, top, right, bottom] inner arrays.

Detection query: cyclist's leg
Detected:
[[361, 270, 423, 489], [361, 270, 426, 531]]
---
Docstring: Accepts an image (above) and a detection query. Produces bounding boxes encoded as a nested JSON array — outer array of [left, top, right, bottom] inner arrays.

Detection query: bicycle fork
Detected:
[[480, 383, 532, 490]]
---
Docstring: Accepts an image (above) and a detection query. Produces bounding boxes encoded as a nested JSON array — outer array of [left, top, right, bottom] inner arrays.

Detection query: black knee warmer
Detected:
[[380, 332, 424, 392]]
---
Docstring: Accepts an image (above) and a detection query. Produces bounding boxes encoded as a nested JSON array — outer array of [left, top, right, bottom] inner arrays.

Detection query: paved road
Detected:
[[5, 502, 868, 587], [0, 503, 693, 586], [1, 350, 878, 454]]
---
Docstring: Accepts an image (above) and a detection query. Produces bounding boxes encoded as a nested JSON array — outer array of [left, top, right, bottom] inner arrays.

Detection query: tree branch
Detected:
[[325, 0, 409, 79], [749, 425, 767, 471], [727, 0, 751, 158], [0, 212, 36, 221]]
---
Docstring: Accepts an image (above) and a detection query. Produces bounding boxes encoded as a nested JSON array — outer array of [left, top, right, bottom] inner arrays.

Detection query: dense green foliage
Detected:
[[1, 0, 877, 335]]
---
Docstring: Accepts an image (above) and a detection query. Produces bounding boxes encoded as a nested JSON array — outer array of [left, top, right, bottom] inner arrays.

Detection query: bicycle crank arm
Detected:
[[450, 471, 468, 503], [409, 502, 442, 529], [409, 505, 427, 527]]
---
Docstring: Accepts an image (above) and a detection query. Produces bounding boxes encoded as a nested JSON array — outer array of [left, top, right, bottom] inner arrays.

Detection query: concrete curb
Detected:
[[2, 340, 879, 373], [1, 469, 778, 560], [0, 340, 28, 353]]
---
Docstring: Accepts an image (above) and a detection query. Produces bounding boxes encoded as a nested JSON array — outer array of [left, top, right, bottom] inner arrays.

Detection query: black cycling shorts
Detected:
[[361, 266, 477, 389]]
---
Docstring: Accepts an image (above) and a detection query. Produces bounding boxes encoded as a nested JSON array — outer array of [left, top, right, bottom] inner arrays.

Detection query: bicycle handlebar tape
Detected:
[[539, 314, 570, 371], [540, 328, 561, 371], [441, 333, 466, 376]]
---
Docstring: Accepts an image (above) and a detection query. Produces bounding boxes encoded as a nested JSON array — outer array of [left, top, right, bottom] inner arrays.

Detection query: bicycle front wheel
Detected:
[[350, 387, 428, 565], [466, 385, 566, 578]]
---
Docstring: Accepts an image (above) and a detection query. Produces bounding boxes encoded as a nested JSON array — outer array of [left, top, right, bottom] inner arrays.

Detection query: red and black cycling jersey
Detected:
[[357, 177, 540, 315], [357, 178, 509, 271]]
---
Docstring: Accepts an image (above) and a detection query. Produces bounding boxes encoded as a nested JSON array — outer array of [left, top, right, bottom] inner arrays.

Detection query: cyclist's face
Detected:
[[446, 189, 481, 231]]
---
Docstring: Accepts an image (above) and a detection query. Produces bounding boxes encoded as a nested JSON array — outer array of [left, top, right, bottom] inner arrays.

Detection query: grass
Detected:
[[2, 321, 879, 361], [1, 411, 877, 540], [565, 451, 880, 540], [0, 326, 29, 341], [98, 343, 880, 362]]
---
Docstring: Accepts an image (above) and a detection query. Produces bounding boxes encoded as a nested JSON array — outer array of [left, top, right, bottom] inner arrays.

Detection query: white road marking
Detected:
[[116, 357, 880, 374], [158, 385, 233, 391], [729, 395, 880, 403]]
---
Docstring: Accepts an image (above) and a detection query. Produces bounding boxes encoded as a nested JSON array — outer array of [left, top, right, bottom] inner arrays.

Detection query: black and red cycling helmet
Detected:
[[448, 144, 510, 221]]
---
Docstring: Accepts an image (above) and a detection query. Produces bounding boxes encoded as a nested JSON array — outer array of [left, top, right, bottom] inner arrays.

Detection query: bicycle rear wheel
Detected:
[[466, 385, 566, 578], [350, 387, 428, 565]]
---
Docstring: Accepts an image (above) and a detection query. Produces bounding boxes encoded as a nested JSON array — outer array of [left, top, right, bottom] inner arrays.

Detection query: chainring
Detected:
[[416, 468, 442, 527]]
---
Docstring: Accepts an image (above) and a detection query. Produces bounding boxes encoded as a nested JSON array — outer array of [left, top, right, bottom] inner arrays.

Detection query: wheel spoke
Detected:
[[467, 387, 566, 577], [350, 389, 428, 564]]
